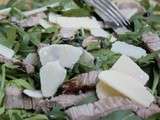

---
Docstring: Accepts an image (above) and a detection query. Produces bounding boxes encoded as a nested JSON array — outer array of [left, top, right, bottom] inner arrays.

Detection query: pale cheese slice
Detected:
[[39, 44, 83, 68], [49, 13, 109, 38], [23, 89, 43, 99], [98, 70, 154, 107], [96, 81, 122, 99], [111, 55, 149, 85], [40, 61, 66, 97], [111, 41, 147, 59]]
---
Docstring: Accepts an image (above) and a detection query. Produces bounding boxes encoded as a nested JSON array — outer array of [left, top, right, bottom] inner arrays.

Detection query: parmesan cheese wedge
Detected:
[[49, 14, 99, 29], [39, 44, 83, 68], [111, 55, 149, 85], [40, 61, 66, 97], [0, 44, 15, 59], [23, 89, 43, 99], [98, 70, 154, 107], [96, 81, 122, 99], [111, 41, 147, 59], [49, 13, 109, 38]]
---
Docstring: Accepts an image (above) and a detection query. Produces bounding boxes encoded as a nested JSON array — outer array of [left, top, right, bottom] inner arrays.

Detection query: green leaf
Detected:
[[91, 49, 120, 70], [24, 114, 48, 120], [0, 64, 6, 106], [9, 0, 53, 11], [77, 92, 98, 105], [61, 0, 79, 11], [7, 79, 33, 89], [151, 69, 160, 95], [146, 113, 160, 120], [133, 17, 144, 33], [10, 7, 25, 19], [140, 0, 150, 10], [0, 106, 5, 115], [0, 33, 7, 47], [118, 32, 142, 46], [86, 42, 101, 51], [27, 27, 42, 46], [2, 109, 47, 120], [44, 26, 60, 34], [6, 26, 17, 47], [0, 25, 17, 48], [47, 104, 68, 120], [28, 32, 41, 46], [62, 8, 91, 16], [137, 53, 156, 67], [5, 64, 19, 69], [146, 15, 160, 24], [7, 110, 24, 120], [12, 113, 23, 120], [100, 110, 142, 120]]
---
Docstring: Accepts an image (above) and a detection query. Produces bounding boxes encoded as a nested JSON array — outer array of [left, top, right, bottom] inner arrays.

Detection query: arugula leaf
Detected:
[[47, 104, 68, 120], [60, 0, 79, 11], [151, 68, 160, 95], [137, 53, 156, 67], [0, 64, 6, 106], [62, 8, 91, 16], [24, 114, 48, 120], [154, 4, 160, 13], [10, 7, 25, 20], [0, 0, 159, 119], [47, 0, 91, 17], [100, 110, 143, 120], [0, 106, 5, 115], [7, 0, 60, 11], [91, 49, 120, 70], [7, 79, 33, 89], [0, 24, 17, 48], [140, 0, 150, 10], [0, 109, 49, 120], [146, 113, 160, 120], [4, 110, 23, 120], [145, 14, 160, 25], [77, 92, 98, 105], [117, 30, 143, 46], [27, 27, 42, 46]]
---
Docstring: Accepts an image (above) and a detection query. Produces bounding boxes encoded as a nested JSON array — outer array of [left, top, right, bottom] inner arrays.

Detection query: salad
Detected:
[[0, 0, 159, 120]]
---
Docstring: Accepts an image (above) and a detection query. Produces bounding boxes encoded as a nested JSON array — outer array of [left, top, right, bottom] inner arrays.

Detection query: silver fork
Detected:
[[84, 0, 130, 27]]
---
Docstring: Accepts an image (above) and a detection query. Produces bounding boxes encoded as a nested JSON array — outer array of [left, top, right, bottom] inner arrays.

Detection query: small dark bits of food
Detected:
[[59, 71, 99, 94], [143, 12, 151, 17]]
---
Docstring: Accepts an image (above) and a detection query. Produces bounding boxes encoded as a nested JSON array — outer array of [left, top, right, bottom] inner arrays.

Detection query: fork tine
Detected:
[[85, 0, 130, 27], [100, 0, 129, 26], [98, 0, 130, 27], [104, 0, 130, 25], [92, 0, 124, 26]]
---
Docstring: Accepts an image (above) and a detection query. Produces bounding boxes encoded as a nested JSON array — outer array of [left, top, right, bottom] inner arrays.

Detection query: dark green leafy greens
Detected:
[[0, 0, 159, 120], [47, 105, 68, 120], [100, 110, 143, 120], [146, 113, 160, 120], [101, 110, 142, 120], [91, 49, 120, 70]]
